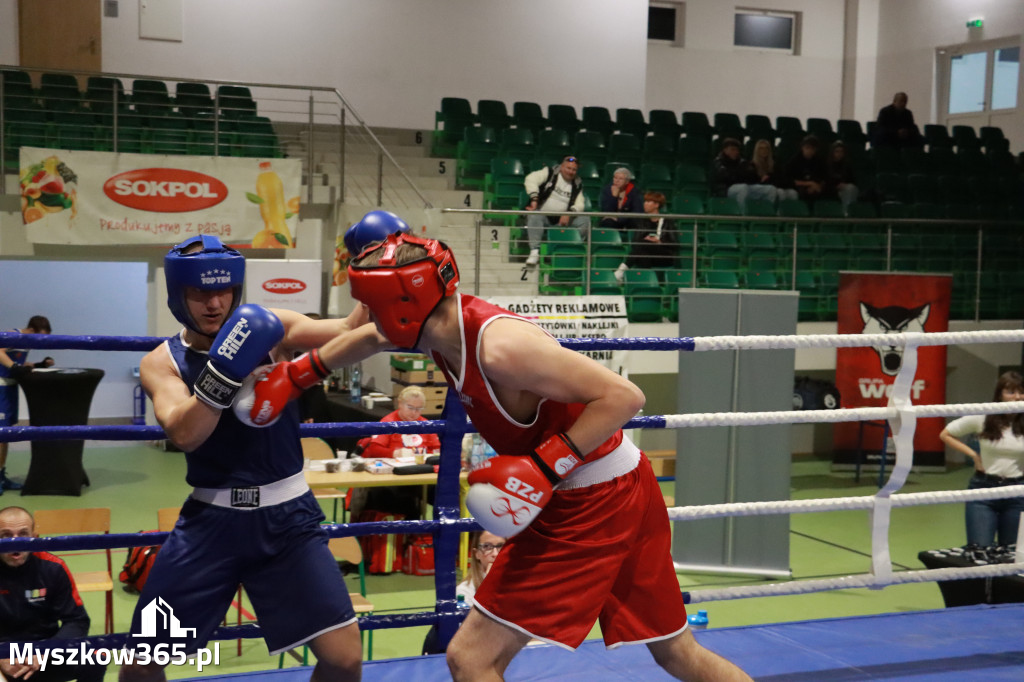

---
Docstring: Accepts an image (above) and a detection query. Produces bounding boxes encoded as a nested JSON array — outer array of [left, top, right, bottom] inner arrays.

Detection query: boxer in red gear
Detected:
[[348, 233, 752, 682]]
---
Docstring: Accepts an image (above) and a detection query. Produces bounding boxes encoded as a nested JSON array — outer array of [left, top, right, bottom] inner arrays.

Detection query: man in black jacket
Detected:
[[1, 506, 106, 682]]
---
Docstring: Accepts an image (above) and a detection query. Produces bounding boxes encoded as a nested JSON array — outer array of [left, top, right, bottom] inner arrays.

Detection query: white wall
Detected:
[[0, 0, 16, 65], [645, 0, 847, 123], [98, 0, 649, 130], [875, 0, 1024, 138]]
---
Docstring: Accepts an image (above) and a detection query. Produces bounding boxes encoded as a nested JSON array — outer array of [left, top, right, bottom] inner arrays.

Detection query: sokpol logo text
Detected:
[[6, 598, 220, 672]]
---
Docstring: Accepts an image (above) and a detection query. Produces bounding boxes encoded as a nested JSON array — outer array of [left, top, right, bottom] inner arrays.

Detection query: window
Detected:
[[734, 10, 799, 54], [648, 2, 684, 46]]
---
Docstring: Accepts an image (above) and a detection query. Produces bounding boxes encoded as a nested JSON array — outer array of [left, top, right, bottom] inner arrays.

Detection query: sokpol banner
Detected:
[[19, 147, 300, 247], [244, 260, 322, 314], [486, 296, 628, 371], [832, 272, 952, 471]]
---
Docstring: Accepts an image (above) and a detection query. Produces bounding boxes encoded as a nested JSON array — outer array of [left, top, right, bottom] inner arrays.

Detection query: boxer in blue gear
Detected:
[[344, 210, 410, 258], [0, 316, 53, 494], [121, 236, 384, 682]]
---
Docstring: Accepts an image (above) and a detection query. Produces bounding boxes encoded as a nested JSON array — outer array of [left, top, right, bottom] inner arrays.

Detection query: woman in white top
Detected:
[[456, 530, 506, 606], [939, 371, 1024, 547]]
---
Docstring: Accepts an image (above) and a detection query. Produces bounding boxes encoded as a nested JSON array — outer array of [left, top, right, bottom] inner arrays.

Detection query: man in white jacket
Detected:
[[523, 156, 589, 266]]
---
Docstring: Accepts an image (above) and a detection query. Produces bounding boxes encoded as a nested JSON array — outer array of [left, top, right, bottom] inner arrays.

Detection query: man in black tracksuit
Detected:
[[1, 506, 106, 681]]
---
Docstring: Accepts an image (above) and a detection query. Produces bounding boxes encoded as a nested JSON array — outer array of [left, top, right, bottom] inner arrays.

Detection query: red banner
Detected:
[[833, 272, 952, 471]]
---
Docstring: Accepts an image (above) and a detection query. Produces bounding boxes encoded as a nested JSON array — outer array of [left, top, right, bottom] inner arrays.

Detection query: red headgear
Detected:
[[347, 233, 459, 348]]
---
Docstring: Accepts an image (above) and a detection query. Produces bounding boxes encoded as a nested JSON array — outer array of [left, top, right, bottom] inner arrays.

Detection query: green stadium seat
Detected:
[[875, 172, 909, 203], [979, 126, 1006, 152], [574, 131, 607, 167], [477, 99, 512, 130], [132, 79, 172, 116], [547, 104, 581, 136], [638, 163, 674, 195], [775, 116, 804, 139], [673, 163, 708, 196], [582, 106, 614, 137], [175, 82, 214, 116], [587, 269, 623, 295], [624, 269, 664, 322], [484, 156, 526, 209], [591, 228, 627, 269], [880, 201, 911, 219], [434, 97, 474, 154], [648, 110, 681, 138], [778, 198, 810, 218], [607, 133, 642, 169], [806, 118, 836, 144], [923, 124, 952, 150], [232, 116, 280, 158], [641, 135, 675, 167], [951, 125, 980, 151], [745, 270, 780, 289], [512, 101, 545, 133], [615, 108, 646, 138], [908, 173, 940, 204], [216, 85, 256, 117], [713, 112, 745, 139], [700, 271, 740, 288], [663, 269, 694, 322], [498, 127, 534, 159], [682, 112, 712, 138], [456, 126, 498, 188], [676, 135, 710, 164], [745, 114, 775, 142], [670, 191, 704, 216]]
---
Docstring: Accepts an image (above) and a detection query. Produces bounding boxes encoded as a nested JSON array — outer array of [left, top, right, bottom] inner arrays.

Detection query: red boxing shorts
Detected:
[[473, 454, 687, 650]]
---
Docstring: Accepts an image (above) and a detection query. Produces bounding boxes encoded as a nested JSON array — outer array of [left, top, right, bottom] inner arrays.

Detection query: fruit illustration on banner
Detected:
[[20, 156, 78, 225], [247, 161, 298, 248], [332, 231, 349, 286]]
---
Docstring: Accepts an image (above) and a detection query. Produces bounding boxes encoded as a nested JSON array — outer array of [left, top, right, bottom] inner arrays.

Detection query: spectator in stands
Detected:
[[712, 138, 775, 213], [614, 191, 676, 282], [825, 141, 859, 213], [598, 167, 644, 236], [874, 92, 922, 148], [939, 371, 1024, 549], [779, 135, 828, 205], [351, 385, 441, 520], [0, 315, 54, 494], [0, 506, 107, 682], [523, 156, 589, 267], [750, 139, 782, 203]]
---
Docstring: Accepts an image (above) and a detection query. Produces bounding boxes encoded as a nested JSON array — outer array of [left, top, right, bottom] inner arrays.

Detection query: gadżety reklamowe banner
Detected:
[[19, 147, 301, 248]]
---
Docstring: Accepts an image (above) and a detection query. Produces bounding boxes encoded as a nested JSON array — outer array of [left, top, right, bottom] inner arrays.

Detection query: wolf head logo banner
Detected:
[[860, 302, 930, 376]]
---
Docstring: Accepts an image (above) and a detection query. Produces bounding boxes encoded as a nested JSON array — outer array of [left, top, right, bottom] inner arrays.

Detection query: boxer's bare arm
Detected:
[[479, 317, 644, 455], [140, 346, 221, 452], [274, 304, 371, 353]]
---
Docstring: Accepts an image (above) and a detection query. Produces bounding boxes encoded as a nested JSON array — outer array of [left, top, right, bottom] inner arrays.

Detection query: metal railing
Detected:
[[441, 207, 1020, 322], [0, 65, 431, 208]]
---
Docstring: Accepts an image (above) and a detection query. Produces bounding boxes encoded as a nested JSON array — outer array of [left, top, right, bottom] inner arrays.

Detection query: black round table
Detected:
[[19, 368, 104, 496]]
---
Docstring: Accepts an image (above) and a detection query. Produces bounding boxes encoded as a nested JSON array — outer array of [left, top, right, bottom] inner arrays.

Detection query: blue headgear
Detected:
[[164, 235, 245, 336], [344, 210, 411, 257]]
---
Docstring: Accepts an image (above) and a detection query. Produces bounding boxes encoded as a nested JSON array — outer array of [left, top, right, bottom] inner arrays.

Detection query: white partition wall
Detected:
[[673, 289, 798, 577]]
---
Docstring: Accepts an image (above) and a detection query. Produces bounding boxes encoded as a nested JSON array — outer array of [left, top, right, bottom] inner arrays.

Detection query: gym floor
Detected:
[[2, 443, 971, 679]]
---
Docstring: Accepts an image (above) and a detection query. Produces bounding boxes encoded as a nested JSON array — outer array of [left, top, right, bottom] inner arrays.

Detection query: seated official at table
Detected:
[[0, 506, 107, 682], [351, 386, 442, 519]]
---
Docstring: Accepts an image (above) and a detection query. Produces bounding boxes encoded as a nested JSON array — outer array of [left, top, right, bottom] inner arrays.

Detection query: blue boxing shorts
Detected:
[[0, 383, 17, 426], [129, 491, 356, 655]]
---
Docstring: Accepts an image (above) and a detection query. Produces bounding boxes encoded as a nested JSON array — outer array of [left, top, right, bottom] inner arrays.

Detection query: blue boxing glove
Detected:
[[194, 304, 284, 410]]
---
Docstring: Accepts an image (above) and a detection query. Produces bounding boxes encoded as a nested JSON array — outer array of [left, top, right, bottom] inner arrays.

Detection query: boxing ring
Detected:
[[2, 327, 1024, 681]]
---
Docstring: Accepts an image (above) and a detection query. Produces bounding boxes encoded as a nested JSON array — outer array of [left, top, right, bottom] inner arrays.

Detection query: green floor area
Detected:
[[1, 444, 974, 678]]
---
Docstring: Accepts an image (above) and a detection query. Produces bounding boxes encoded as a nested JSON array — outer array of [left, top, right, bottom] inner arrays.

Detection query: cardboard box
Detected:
[[391, 366, 442, 385], [646, 450, 676, 478], [390, 353, 437, 372]]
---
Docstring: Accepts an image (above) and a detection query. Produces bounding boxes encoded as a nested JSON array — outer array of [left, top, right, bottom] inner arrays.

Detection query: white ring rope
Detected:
[[691, 328, 1024, 351], [662, 326, 1024, 603], [668, 485, 1024, 520], [660, 400, 1024, 429], [687, 563, 1024, 604]]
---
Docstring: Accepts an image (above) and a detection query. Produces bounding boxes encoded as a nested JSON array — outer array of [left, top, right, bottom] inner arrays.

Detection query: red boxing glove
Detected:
[[232, 349, 330, 428], [467, 456, 553, 537], [530, 432, 585, 483]]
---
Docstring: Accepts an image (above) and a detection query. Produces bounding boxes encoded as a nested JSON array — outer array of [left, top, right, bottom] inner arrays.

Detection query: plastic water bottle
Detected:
[[456, 594, 470, 612], [348, 364, 362, 403], [687, 610, 709, 631], [469, 434, 485, 470]]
